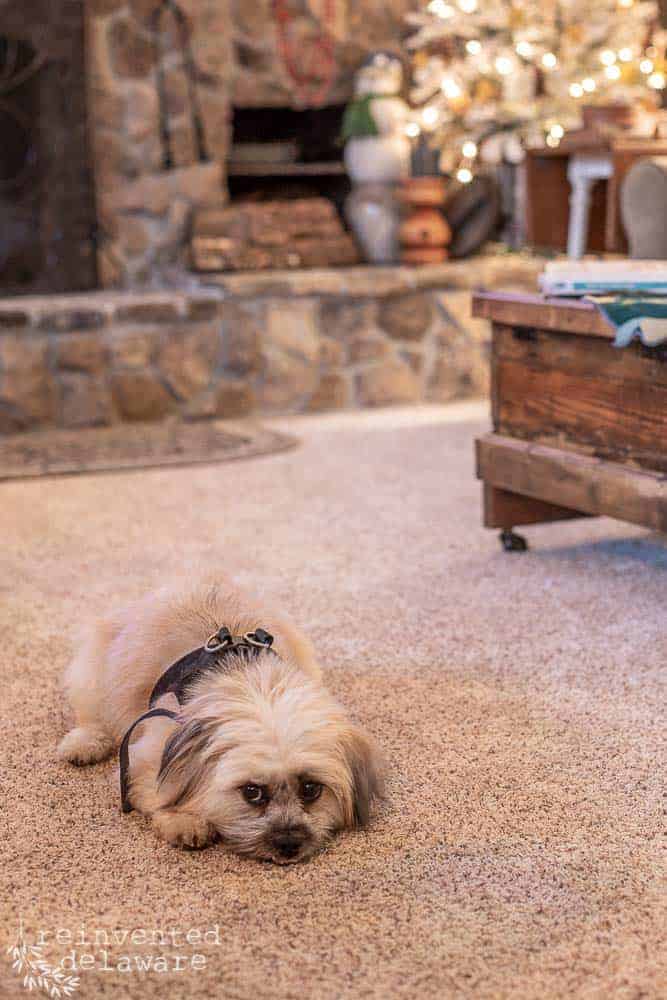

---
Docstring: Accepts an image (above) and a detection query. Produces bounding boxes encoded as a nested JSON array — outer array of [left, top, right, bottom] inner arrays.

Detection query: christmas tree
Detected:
[[405, 0, 662, 181]]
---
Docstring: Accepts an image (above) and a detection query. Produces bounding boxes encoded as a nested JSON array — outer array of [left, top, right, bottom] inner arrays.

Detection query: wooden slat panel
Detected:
[[476, 433, 667, 532], [473, 292, 615, 338], [493, 348, 667, 474], [482, 484, 590, 529], [524, 153, 571, 250], [493, 325, 667, 388]]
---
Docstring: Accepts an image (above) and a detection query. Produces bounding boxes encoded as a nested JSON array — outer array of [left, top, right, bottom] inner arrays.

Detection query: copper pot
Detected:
[[399, 208, 451, 249], [398, 176, 450, 264], [401, 245, 450, 264], [398, 176, 446, 208]]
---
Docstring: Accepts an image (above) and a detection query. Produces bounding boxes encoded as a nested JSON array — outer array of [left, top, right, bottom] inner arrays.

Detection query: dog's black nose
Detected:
[[272, 832, 303, 859]]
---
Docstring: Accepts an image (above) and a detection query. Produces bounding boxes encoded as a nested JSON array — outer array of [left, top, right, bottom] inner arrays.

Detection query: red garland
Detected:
[[272, 0, 339, 107]]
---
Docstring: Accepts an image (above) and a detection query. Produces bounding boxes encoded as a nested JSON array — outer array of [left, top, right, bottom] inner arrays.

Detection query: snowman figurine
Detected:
[[342, 52, 410, 263], [342, 51, 411, 183]]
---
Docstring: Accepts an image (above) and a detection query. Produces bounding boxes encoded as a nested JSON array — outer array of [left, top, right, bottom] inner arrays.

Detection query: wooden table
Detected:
[[473, 292, 667, 549], [524, 144, 610, 253], [525, 134, 667, 255]]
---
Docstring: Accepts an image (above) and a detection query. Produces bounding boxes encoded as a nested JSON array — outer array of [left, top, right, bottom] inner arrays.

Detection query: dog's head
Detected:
[[156, 656, 383, 863]]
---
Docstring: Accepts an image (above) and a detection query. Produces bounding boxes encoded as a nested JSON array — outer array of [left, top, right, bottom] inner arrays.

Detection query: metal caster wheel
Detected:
[[500, 529, 528, 552]]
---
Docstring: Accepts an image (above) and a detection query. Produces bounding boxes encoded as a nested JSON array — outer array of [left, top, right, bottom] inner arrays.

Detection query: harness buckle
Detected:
[[204, 626, 233, 653], [243, 629, 274, 648]]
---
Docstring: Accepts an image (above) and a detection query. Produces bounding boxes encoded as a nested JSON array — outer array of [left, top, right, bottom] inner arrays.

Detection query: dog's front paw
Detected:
[[152, 810, 216, 850], [58, 726, 114, 765]]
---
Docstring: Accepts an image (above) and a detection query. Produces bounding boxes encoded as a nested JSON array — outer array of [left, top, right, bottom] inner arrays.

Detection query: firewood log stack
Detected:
[[191, 198, 360, 272]]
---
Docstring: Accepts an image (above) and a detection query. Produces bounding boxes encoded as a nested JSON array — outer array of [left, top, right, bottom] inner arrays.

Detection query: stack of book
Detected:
[[539, 260, 667, 297]]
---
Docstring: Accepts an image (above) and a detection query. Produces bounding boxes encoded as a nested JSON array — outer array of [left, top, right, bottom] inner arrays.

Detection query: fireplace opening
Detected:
[[228, 104, 350, 221]]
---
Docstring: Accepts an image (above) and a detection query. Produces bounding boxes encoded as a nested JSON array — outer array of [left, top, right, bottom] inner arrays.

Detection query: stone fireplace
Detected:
[[86, 0, 415, 289], [0, 0, 541, 435], [0, 0, 415, 292]]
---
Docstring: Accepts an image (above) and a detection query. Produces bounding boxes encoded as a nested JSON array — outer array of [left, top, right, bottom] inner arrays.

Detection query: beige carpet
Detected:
[[1, 403, 665, 1000]]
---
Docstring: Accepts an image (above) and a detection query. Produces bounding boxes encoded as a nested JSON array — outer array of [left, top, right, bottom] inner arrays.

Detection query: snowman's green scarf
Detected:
[[341, 94, 397, 141]]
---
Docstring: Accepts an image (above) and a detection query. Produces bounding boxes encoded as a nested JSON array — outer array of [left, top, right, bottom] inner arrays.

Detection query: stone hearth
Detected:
[[0, 255, 540, 433]]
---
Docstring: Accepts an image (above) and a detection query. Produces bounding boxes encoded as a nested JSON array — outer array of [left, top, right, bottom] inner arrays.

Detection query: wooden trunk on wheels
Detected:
[[473, 292, 667, 547]]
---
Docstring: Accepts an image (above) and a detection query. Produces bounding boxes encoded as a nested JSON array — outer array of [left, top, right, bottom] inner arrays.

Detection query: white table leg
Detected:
[[566, 154, 613, 259]]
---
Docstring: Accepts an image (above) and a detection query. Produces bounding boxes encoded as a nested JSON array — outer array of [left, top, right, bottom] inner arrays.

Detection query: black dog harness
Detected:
[[119, 626, 275, 813]]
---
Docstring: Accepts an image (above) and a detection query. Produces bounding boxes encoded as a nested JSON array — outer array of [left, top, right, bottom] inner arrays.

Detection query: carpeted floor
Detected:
[[2, 403, 665, 1000]]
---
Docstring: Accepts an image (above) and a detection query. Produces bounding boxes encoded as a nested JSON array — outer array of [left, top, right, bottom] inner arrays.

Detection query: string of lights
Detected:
[[405, 0, 662, 182]]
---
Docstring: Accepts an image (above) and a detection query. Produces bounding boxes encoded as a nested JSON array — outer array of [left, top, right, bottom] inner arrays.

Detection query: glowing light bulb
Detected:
[[461, 140, 478, 159], [648, 71, 666, 89], [618, 0, 633, 7], [569, 83, 584, 98], [456, 168, 473, 184], [600, 50, 617, 66], [466, 40, 481, 56], [458, 0, 477, 11], [495, 56, 513, 76], [640, 59, 654, 74], [550, 124, 564, 139], [546, 134, 560, 148], [441, 78, 463, 100], [618, 48, 633, 63], [516, 41, 533, 59], [405, 122, 420, 138], [605, 64, 621, 80], [582, 77, 596, 92], [422, 105, 439, 127], [427, 0, 454, 17], [542, 53, 557, 70]]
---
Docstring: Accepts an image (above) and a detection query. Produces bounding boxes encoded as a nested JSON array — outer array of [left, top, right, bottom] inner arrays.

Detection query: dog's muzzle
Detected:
[[270, 826, 310, 861]]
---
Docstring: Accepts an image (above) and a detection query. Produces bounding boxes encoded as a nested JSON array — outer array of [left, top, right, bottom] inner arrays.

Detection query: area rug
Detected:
[[0, 419, 297, 480], [1, 404, 665, 1000]]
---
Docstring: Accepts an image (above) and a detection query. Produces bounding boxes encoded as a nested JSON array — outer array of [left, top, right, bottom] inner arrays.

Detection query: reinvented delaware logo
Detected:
[[6, 918, 80, 998]]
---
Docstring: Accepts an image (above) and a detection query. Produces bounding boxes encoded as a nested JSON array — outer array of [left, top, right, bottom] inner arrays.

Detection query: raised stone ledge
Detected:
[[0, 291, 218, 328], [200, 253, 541, 299], [0, 253, 541, 324], [0, 255, 541, 433]]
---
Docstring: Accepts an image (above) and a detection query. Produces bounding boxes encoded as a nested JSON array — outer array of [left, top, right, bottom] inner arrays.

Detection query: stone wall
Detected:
[[0, 257, 540, 433], [232, 0, 414, 108], [86, 0, 233, 287], [85, 1, 416, 289]]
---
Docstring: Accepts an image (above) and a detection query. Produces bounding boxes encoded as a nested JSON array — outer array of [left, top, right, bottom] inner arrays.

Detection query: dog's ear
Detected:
[[157, 717, 221, 808], [343, 727, 384, 828]]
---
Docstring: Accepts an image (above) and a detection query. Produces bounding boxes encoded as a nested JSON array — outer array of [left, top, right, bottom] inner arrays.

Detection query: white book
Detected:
[[539, 260, 667, 296]]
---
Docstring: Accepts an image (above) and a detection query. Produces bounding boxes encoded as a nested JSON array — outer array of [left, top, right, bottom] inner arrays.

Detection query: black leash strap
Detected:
[[149, 646, 216, 707], [148, 627, 276, 707], [118, 626, 275, 813], [119, 708, 178, 813]]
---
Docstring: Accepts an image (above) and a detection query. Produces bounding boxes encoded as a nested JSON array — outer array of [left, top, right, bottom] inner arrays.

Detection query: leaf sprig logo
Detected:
[[6, 919, 79, 998]]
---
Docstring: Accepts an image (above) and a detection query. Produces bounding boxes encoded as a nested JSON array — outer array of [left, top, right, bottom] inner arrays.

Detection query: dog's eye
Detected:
[[300, 780, 323, 803], [241, 783, 267, 805]]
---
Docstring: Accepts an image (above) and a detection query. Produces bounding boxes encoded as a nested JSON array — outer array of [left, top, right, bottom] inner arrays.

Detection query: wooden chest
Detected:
[[473, 292, 667, 544]]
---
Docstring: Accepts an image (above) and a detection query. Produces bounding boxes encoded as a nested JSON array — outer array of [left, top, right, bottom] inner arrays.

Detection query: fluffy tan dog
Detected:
[[58, 578, 382, 863]]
